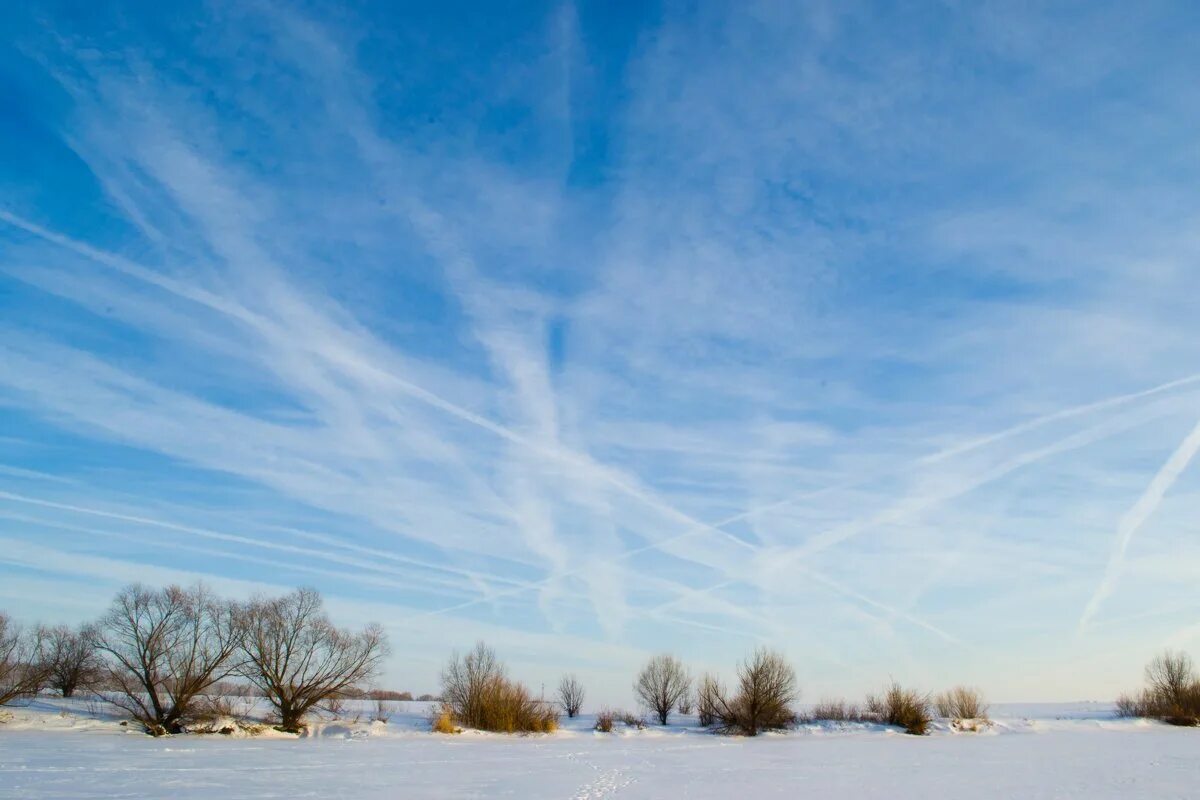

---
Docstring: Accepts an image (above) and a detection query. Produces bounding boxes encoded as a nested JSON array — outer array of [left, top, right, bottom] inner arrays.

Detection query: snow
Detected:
[[1, 698, 1195, 798]]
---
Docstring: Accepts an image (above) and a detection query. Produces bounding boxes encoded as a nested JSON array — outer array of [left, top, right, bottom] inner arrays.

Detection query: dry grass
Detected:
[[865, 682, 932, 735], [372, 698, 393, 723], [594, 708, 644, 732], [808, 698, 867, 723], [444, 678, 558, 733], [933, 686, 989, 721], [439, 643, 559, 734], [431, 709, 459, 734]]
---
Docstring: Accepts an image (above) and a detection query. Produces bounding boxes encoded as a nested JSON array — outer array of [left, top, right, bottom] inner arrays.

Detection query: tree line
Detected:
[[440, 644, 991, 736], [0, 584, 387, 734], [7, 591, 1196, 737]]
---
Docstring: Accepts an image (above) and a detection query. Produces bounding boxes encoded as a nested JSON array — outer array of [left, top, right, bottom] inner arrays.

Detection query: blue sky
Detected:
[[2, 0, 1200, 704]]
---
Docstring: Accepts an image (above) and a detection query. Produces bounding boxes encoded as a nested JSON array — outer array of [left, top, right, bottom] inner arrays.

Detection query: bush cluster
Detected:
[[594, 708, 645, 732], [438, 642, 558, 734], [687, 649, 799, 736], [933, 686, 989, 721], [1116, 651, 1200, 726], [807, 698, 867, 723], [865, 682, 932, 735]]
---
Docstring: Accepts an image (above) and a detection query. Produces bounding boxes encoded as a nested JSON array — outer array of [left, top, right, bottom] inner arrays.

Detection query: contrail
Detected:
[[0, 489, 528, 591], [1077, 414, 1200, 634], [425, 377, 1196, 618], [9, 209, 1200, 642], [657, 399, 1179, 613], [0, 210, 757, 560]]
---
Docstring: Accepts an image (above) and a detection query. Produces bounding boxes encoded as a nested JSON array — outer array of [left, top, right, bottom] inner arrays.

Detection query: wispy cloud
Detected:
[[2, 0, 1199, 702]]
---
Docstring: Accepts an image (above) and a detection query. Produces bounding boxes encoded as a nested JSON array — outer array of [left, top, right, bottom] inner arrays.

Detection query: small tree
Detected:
[[557, 673, 585, 718], [0, 612, 50, 706], [45, 624, 101, 698], [237, 587, 388, 732], [440, 642, 503, 728], [697, 672, 722, 727], [708, 648, 798, 736], [634, 654, 691, 725], [1146, 651, 1195, 706], [96, 584, 240, 734]]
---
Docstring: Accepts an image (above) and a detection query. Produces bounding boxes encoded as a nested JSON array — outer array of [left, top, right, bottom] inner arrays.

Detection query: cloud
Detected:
[[2, 0, 1200, 701]]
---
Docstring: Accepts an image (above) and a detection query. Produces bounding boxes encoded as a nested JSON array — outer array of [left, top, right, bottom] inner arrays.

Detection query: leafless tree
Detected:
[[1147, 650, 1195, 705], [237, 587, 387, 732], [634, 654, 691, 725], [557, 673, 585, 718], [0, 612, 50, 706], [440, 641, 504, 727], [45, 624, 102, 698], [697, 672, 722, 727], [708, 648, 798, 736], [96, 584, 240, 734]]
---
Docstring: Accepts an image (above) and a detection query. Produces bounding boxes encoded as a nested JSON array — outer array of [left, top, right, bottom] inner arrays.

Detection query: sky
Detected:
[[2, 0, 1200, 706]]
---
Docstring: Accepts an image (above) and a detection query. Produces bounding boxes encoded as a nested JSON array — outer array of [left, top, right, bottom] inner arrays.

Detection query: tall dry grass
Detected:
[[865, 682, 931, 735]]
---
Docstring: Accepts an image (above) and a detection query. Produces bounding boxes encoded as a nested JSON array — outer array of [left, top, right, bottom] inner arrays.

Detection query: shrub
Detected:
[[431, 709, 458, 734], [933, 686, 989, 721], [372, 698, 393, 723], [708, 648, 798, 736], [439, 642, 559, 733], [594, 708, 644, 732], [634, 654, 691, 725], [558, 674, 585, 718], [617, 710, 646, 729], [809, 698, 866, 722], [1114, 692, 1142, 718], [865, 682, 932, 735], [237, 588, 388, 732], [1117, 651, 1200, 726], [96, 584, 240, 734], [697, 673, 722, 727]]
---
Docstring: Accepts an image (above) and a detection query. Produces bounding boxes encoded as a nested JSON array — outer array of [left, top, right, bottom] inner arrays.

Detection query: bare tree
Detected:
[[96, 584, 240, 734], [557, 674, 585, 718], [634, 654, 691, 725], [440, 641, 504, 727], [237, 587, 388, 732], [1, 612, 50, 706], [45, 624, 102, 698], [1146, 650, 1195, 705], [697, 672, 722, 727], [708, 648, 798, 736]]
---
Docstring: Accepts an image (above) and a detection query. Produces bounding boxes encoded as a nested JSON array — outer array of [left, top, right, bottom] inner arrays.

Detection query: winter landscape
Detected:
[[4, 0, 1200, 796], [1, 697, 1196, 799]]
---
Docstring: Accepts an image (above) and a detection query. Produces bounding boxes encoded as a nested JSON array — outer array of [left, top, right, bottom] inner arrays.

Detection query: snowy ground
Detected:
[[1, 698, 1196, 798]]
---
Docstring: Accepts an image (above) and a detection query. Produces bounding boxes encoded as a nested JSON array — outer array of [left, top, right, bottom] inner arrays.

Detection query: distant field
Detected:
[[0, 698, 1194, 799]]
